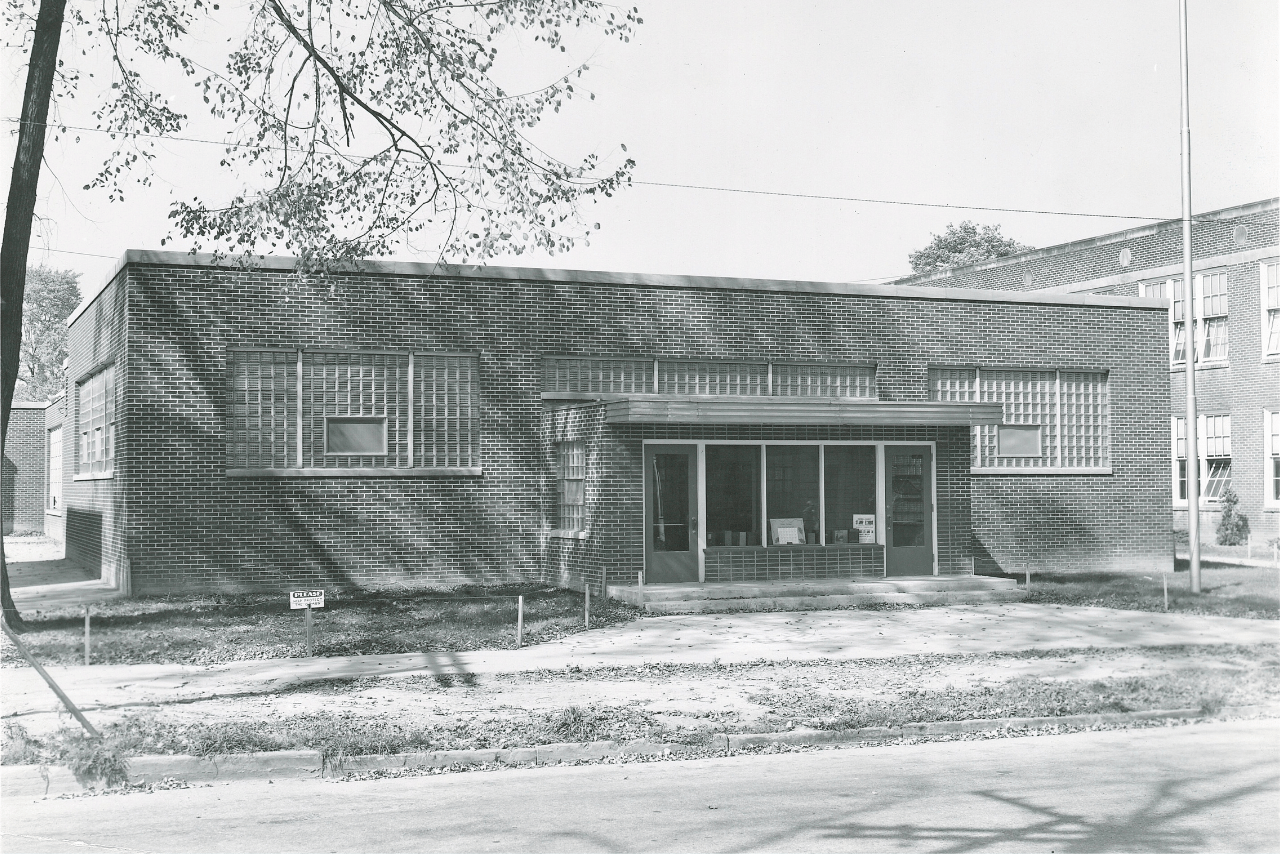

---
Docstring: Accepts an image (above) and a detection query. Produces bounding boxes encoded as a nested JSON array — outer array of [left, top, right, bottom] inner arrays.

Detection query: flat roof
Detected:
[[69, 248, 1168, 327], [891, 197, 1278, 287]]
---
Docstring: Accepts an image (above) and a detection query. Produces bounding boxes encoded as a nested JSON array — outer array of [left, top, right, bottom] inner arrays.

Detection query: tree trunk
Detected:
[[2, 0, 68, 631]]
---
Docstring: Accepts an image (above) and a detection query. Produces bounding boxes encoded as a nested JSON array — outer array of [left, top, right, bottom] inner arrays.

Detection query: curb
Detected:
[[5, 704, 1275, 797]]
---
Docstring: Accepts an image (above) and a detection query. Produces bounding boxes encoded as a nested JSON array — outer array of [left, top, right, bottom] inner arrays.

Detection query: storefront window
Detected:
[[824, 446, 876, 544], [706, 445, 761, 546], [766, 445, 820, 544]]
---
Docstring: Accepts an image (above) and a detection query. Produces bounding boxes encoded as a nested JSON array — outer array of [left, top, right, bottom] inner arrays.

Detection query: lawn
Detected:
[[0, 584, 640, 667], [1022, 565, 1279, 619]]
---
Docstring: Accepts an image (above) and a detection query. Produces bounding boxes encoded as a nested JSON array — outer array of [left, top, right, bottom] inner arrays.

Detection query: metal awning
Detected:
[[549, 395, 1004, 426]]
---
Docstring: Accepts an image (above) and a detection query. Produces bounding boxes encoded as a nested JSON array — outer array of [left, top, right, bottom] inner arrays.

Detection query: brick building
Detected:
[[20, 250, 1170, 595], [894, 198, 1280, 541], [2, 402, 49, 534]]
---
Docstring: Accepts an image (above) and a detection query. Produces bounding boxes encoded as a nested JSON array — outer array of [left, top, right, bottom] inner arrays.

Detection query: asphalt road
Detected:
[[3, 720, 1277, 853]]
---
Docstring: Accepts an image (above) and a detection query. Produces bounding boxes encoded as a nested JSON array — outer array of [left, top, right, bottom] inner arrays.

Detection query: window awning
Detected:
[[559, 395, 1005, 426]]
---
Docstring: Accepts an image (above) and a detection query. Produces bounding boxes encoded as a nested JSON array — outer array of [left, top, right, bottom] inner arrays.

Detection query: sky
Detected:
[[4, 0, 1278, 303]]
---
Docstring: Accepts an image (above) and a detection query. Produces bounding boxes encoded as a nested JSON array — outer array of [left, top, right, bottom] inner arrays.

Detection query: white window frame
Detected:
[[1261, 259, 1280, 363], [48, 424, 63, 512], [1151, 271, 1231, 368], [551, 439, 587, 539], [1172, 414, 1232, 508], [1265, 409, 1280, 511]]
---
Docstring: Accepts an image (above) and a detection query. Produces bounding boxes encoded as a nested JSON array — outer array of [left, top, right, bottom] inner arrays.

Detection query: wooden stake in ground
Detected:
[[3, 619, 101, 738], [516, 595, 524, 649], [584, 584, 591, 630], [84, 604, 90, 665]]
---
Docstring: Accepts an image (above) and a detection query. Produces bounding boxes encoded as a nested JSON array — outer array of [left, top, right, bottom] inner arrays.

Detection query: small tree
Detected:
[[14, 266, 80, 402], [1215, 488, 1250, 546], [908, 222, 1032, 275]]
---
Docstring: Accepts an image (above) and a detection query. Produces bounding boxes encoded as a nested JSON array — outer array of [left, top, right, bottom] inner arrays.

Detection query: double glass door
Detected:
[[642, 443, 934, 582]]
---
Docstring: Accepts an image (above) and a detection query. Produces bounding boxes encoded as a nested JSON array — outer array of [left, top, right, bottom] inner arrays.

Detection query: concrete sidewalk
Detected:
[[3, 603, 1277, 718]]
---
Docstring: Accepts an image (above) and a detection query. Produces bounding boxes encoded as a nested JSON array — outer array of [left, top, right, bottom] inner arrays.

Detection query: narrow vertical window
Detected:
[[1170, 278, 1188, 364], [48, 425, 63, 509], [76, 365, 114, 476], [557, 440, 586, 532], [1174, 417, 1187, 501], [1263, 261, 1280, 357], [1199, 272, 1229, 361], [1268, 410, 1280, 504], [1202, 414, 1232, 500]]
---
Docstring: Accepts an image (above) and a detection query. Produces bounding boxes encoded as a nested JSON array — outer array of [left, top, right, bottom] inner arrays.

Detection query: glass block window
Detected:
[[228, 349, 296, 469], [557, 440, 586, 532], [1060, 372, 1110, 468], [416, 354, 480, 468], [976, 370, 1058, 468], [929, 367, 978, 403], [772, 363, 876, 398], [77, 364, 115, 475], [1199, 272, 1229, 361], [1264, 261, 1280, 357], [657, 360, 768, 395], [543, 357, 654, 394], [933, 367, 1108, 470], [227, 349, 478, 471], [303, 351, 410, 468]]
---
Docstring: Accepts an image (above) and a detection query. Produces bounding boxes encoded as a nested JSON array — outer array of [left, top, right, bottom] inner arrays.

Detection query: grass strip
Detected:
[[1, 584, 640, 667]]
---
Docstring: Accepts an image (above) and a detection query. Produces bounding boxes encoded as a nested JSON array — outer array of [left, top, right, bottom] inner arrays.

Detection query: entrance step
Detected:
[[606, 577, 1024, 614]]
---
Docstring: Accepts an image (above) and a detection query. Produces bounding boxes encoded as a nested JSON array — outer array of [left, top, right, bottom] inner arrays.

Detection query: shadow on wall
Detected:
[[65, 508, 104, 578], [2, 455, 13, 534]]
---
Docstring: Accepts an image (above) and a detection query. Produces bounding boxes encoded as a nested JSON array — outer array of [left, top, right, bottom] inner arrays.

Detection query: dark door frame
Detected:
[[883, 444, 937, 576], [643, 443, 700, 583]]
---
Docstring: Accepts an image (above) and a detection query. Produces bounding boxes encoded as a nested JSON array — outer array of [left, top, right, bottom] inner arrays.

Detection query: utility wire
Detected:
[[7, 116, 1201, 223]]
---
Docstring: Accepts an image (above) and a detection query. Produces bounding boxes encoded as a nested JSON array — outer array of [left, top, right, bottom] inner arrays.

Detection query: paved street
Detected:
[[3, 719, 1276, 853]]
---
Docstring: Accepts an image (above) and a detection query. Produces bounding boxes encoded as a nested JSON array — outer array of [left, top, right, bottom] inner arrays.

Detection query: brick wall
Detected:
[[2, 404, 47, 534], [101, 258, 1171, 592], [64, 275, 127, 587]]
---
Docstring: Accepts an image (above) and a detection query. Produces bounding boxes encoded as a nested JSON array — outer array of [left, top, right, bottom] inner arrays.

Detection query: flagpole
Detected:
[[1179, 0, 1202, 593]]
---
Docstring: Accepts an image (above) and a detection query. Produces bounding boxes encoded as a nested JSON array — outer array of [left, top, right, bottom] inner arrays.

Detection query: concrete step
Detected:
[[606, 576, 1024, 613], [640, 589, 1027, 614]]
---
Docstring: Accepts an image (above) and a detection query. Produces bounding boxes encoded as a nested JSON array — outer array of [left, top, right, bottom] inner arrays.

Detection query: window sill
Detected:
[[73, 472, 114, 481], [227, 467, 483, 477], [45, 509, 63, 517], [1169, 360, 1230, 372], [704, 543, 882, 550], [971, 467, 1112, 475], [550, 530, 588, 540]]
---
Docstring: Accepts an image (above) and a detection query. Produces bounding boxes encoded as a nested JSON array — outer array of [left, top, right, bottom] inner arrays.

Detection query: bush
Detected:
[[1216, 488, 1250, 546]]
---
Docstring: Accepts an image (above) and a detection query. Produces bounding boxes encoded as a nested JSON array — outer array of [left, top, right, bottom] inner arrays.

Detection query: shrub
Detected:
[[1215, 488, 1250, 546]]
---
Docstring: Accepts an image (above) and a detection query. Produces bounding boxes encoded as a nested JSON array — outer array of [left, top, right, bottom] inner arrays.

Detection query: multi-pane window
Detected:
[[1266, 410, 1280, 506], [1147, 273, 1231, 365], [1199, 272, 1228, 361], [930, 367, 1108, 470], [1263, 261, 1280, 358], [227, 349, 479, 472], [556, 440, 586, 532], [542, 357, 876, 399], [1173, 415, 1232, 503], [77, 365, 115, 475]]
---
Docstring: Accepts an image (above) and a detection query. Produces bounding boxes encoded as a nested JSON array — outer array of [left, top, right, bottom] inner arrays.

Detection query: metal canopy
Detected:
[[595, 396, 1004, 426]]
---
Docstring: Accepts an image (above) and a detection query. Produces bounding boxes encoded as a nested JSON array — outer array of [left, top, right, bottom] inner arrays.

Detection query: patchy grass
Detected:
[[1, 584, 640, 667], [749, 667, 1280, 731], [1, 704, 673, 769], [1020, 566, 1279, 619], [6, 663, 1274, 773]]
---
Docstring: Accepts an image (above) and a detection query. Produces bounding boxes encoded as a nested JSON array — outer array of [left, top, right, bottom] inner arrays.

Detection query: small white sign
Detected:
[[290, 590, 325, 609]]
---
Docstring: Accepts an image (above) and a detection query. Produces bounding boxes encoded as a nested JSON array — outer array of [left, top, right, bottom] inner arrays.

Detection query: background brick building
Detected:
[[2, 402, 48, 535]]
